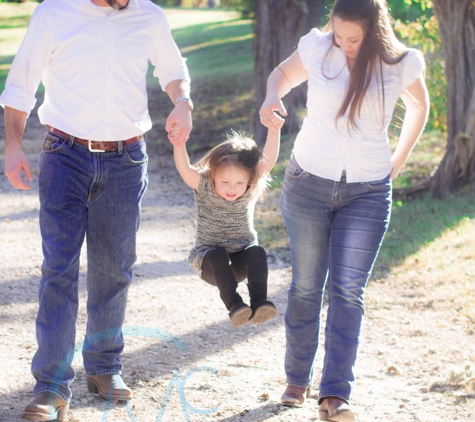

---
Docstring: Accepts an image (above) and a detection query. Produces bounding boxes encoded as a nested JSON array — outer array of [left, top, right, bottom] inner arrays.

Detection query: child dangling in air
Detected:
[[170, 116, 284, 327]]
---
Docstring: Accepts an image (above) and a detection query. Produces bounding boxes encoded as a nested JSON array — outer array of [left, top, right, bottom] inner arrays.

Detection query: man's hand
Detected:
[[4, 107, 30, 189], [166, 101, 193, 146], [5, 148, 32, 190]]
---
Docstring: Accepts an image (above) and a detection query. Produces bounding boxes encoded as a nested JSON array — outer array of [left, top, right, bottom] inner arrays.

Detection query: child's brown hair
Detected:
[[194, 131, 271, 200]]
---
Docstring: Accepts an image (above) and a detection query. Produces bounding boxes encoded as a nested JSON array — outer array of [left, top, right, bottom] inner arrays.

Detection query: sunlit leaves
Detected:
[[394, 14, 446, 132]]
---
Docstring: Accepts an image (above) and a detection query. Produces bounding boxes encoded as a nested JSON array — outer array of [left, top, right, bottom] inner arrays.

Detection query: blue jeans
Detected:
[[32, 131, 148, 401], [280, 156, 391, 403]]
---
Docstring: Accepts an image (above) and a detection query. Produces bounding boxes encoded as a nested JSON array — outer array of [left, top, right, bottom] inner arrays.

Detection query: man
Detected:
[[0, 0, 192, 419]]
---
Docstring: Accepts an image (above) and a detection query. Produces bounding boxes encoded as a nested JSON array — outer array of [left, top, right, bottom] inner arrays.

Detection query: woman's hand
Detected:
[[259, 96, 287, 129], [259, 51, 308, 130], [389, 161, 403, 181]]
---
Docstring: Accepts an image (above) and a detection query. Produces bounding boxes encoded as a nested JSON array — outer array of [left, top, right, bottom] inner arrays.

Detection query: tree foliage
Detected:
[[393, 14, 446, 132], [387, 0, 434, 21]]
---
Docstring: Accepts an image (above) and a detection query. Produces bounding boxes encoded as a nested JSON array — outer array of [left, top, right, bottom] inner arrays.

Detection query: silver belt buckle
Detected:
[[88, 139, 106, 153]]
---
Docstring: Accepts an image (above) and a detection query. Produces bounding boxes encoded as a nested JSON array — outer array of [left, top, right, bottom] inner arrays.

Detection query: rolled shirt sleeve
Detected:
[[151, 9, 190, 91], [0, 6, 53, 116]]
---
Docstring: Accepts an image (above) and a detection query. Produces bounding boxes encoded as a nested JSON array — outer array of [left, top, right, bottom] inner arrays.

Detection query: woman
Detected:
[[259, 0, 429, 420]]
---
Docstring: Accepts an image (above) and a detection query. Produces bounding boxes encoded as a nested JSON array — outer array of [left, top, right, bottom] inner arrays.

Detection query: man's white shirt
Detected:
[[0, 0, 190, 141]]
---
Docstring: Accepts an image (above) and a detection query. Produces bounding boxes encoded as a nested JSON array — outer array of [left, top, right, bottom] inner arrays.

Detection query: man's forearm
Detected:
[[165, 79, 191, 105], [4, 106, 28, 152]]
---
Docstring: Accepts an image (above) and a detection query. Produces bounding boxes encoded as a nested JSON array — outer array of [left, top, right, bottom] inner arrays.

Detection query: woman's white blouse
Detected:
[[293, 29, 425, 183]]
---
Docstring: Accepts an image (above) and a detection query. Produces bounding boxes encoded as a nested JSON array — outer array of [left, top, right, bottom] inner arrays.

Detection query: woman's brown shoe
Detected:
[[87, 374, 132, 401], [280, 384, 311, 407], [318, 396, 355, 421], [21, 391, 69, 421]]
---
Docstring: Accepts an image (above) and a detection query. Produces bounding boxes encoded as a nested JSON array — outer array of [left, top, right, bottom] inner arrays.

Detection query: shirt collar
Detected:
[[76, 0, 141, 13]]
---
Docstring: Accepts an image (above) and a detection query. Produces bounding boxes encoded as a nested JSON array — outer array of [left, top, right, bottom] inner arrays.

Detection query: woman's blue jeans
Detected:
[[280, 156, 391, 403], [32, 132, 148, 401]]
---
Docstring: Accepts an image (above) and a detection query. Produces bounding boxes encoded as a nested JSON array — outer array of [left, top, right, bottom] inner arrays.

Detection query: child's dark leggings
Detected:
[[201, 245, 268, 312]]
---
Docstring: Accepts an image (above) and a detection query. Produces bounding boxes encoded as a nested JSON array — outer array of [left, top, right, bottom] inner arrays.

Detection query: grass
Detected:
[[176, 19, 253, 82], [387, 194, 475, 327], [0, 3, 36, 53], [2, 5, 473, 323]]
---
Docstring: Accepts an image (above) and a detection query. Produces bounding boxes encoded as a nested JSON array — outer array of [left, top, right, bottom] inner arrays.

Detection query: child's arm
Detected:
[[258, 118, 284, 175], [173, 143, 200, 190]]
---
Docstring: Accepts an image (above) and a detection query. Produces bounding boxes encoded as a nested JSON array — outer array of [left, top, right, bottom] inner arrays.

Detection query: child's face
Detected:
[[213, 165, 250, 202]]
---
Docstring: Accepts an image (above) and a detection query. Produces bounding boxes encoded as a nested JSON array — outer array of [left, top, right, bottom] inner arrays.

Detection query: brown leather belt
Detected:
[[46, 125, 142, 152]]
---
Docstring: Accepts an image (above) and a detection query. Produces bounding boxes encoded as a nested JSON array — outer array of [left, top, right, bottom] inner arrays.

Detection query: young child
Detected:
[[170, 118, 283, 327]]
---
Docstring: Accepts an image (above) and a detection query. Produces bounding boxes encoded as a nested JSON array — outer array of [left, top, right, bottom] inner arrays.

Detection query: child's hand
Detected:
[[167, 125, 189, 146], [168, 124, 189, 146], [260, 112, 285, 130]]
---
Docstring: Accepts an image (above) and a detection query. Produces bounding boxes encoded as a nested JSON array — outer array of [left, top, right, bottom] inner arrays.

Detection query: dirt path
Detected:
[[1, 118, 474, 421]]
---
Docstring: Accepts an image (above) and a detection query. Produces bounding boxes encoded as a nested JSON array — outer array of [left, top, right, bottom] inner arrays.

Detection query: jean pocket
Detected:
[[365, 173, 392, 189], [124, 139, 148, 165], [285, 156, 307, 179], [41, 133, 67, 154]]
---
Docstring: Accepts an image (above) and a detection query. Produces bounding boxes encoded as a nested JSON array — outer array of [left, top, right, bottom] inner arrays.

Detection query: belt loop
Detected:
[[118, 141, 123, 155], [68, 136, 75, 148]]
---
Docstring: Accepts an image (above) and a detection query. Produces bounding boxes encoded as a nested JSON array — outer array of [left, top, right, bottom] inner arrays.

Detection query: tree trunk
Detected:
[[252, 0, 325, 144], [429, 0, 475, 198]]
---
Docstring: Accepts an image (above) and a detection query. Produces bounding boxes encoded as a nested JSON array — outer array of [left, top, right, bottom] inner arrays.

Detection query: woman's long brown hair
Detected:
[[323, 0, 409, 129]]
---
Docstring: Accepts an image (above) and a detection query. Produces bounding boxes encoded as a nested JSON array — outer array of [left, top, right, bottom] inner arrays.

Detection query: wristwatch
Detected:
[[175, 97, 194, 111]]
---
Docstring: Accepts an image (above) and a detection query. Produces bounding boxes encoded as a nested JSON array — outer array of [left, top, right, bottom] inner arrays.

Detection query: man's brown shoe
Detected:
[[318, 396, 355, 421], [86, 374, 132, 401], [281, 384, 311, 407], [21, 391, 69, 421]]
